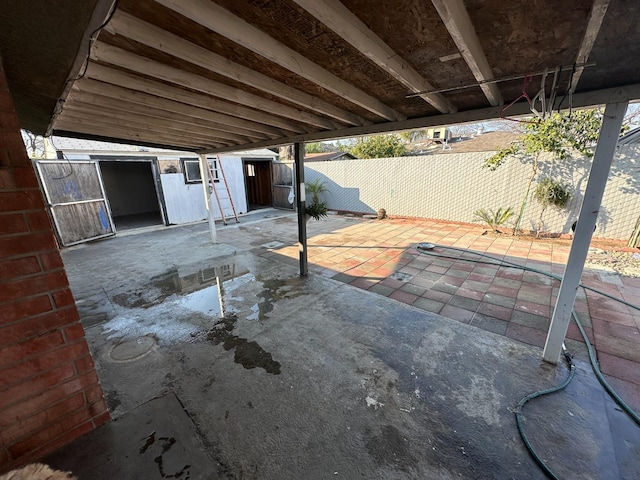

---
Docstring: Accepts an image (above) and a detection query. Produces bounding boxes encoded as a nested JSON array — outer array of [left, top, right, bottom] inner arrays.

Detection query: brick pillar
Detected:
[[0, 59, 109, 472]]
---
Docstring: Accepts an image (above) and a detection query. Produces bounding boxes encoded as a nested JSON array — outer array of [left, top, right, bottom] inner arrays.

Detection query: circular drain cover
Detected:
[[109, 336, 156, 362]]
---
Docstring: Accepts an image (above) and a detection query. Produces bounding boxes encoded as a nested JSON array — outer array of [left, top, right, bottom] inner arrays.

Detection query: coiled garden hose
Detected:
[[416, 243, 640, 478]]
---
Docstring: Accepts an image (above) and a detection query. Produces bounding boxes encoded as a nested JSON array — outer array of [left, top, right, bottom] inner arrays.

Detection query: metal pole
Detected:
[[542, 102, 627, 363], [294, 142, 308, 276], [198, 154, 217, 243]]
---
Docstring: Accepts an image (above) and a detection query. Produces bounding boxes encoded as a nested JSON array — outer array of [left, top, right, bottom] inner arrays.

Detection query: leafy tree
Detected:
[[398, 130, 427, 143], [346, 134, 408, 159], [305, 142, 328, 153], [483, 110, 602, 235]]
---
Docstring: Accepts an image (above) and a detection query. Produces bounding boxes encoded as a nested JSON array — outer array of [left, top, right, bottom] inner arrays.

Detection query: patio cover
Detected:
[[1, 0, 639, 364], [1, 0, 640, 152]]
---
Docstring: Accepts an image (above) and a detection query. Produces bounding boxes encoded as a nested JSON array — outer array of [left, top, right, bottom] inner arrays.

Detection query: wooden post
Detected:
[[294, 142, 308, 276], [542, 102, 627, 363], [199, 154, 217, 243]]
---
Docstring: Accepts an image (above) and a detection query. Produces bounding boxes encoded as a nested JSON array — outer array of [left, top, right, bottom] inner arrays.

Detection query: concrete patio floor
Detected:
[[45, 211, 640, 479], [232, 212, 640, 413]]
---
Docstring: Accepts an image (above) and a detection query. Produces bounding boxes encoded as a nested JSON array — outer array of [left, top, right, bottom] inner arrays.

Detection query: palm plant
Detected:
[[305, 178, 330, 221], [305, 178, 329, 204], [473, 207, 515, 232]]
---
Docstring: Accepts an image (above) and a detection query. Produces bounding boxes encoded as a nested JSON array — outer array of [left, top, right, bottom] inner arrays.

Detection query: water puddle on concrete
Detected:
[[104, 255, 297, 373]]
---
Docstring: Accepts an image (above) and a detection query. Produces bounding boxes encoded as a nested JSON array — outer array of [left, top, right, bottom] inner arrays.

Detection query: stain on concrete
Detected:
[[365, 424, 417, 471], [140, 432, 191, 479], [105, 389, 121, 412], [207, 315, 281, 374], [247, 276, 305, 321], [139, 431, 156, 454]]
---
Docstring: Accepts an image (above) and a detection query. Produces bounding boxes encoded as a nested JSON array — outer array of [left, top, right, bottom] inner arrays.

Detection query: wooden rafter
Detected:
[[154, 0, 404, 122], [431, 0, 502, 107], [106, 10, 368, 127], [62, 104, 255, 144], [292, 0, 456, 114], [570, 0, 610, 93], [54, 119, 216, 150], [195, 83, 640, 155], [66, 92, 269, 141], [57, 110, 234, 146], [91, 43, 339, 131], [79, 65, 305, 135]]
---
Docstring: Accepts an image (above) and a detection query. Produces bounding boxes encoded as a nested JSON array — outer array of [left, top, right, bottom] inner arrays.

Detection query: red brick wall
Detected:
[[0, 60, 109, 472]]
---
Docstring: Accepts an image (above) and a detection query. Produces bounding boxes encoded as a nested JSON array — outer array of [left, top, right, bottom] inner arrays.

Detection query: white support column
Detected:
[[198, 154, 217, 243], [542, 102, 627, 363]]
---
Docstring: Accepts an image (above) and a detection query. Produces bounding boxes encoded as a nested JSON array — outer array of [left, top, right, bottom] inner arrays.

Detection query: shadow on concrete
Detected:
[[50, 217, 640, 479]]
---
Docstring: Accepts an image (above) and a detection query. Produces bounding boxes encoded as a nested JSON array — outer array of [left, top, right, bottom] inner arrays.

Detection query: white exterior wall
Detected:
[[160, 174, 208, 224], [161, 156, 248, 224], [217, 155, 248, 217], [56, 148, 263, 226], [305, 145, 640, 240]]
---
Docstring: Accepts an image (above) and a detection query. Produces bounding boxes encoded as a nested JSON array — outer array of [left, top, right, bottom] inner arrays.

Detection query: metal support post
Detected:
[[294, 142, 308, 276], [199, 154, 217, 243], [542, 102, 627, 363]]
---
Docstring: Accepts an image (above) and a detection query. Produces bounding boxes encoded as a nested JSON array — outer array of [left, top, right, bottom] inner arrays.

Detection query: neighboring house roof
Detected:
[[304, 151, 356, 162], [617, 126, 640, 145], [410, 130, 521, 155]]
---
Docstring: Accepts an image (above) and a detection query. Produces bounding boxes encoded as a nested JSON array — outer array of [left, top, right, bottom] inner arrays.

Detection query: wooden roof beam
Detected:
[[155, 0, 404, 122], [105, 10, 368, 127], [61, 104, 255, 144], [55, 119, 218, 150], [57, 110, 235, 146], [78, 66, 302, 136], [91, 43, 339, 131], [570, 0, 610, 93], [66, 89, 270, 141], [431, 0, 502, 107], [292, 0, 456, 114], [196, 83, 640, 154]]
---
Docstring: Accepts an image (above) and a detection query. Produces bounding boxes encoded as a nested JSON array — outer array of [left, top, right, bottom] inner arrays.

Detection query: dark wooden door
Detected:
[[245, 160, 273, 209]]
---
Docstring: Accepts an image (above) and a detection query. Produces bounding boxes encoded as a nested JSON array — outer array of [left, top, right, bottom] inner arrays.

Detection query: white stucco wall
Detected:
[[304, 145, 640, 240]]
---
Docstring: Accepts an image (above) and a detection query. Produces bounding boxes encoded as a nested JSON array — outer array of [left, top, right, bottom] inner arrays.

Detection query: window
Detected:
[[181, 158, 219, 184]]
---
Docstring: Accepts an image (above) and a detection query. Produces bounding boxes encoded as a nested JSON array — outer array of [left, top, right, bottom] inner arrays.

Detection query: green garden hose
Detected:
[[416, 243, 640, 478]]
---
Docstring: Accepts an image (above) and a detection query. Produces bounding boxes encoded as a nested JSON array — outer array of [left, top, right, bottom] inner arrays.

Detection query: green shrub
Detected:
[[306, 202, 328, 221], [533, 177, 572, 237]]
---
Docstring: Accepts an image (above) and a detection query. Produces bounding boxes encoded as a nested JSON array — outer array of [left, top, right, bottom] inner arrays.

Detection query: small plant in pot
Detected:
[[305, 178, 329, 221]]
